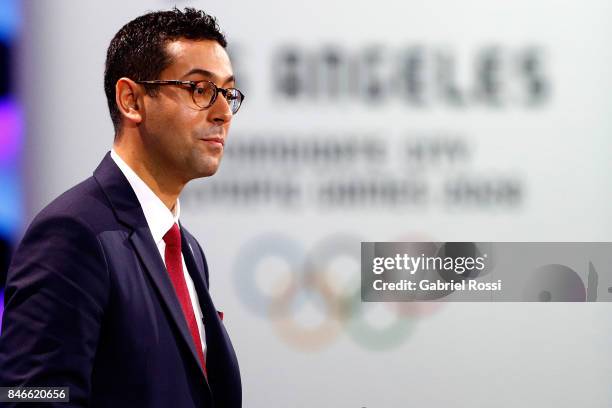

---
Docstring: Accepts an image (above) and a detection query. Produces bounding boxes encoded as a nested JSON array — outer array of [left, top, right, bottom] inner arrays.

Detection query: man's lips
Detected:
[[200, 137, 225, 146]]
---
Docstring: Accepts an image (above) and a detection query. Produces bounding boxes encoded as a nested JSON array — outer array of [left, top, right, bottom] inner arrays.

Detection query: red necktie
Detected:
[[163, 223, 206, 374]]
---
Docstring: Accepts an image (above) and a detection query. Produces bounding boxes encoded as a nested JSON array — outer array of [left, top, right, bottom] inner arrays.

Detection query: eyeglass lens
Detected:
[[193, 82, 243, 114]]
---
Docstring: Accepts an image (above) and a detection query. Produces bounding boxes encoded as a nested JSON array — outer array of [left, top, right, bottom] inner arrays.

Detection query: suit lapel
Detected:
[[180, 228, 220, 345], [181, 228, 242, 407], [93, 152, 210, 386], [129, 227, 209, 382]]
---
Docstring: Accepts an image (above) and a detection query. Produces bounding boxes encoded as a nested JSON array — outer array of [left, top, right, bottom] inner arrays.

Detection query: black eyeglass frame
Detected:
[[135, 79, 245, 114]]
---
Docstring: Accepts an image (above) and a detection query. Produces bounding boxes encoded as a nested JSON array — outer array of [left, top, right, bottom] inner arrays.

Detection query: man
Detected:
[[0, 8, 243, 407]]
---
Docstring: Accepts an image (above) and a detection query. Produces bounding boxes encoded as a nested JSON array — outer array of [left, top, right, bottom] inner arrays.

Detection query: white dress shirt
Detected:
[[110, 149, 207, 359]]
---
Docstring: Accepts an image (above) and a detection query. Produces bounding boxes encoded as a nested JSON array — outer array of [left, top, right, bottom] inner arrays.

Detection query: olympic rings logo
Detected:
[[233, 233, 444, 351]]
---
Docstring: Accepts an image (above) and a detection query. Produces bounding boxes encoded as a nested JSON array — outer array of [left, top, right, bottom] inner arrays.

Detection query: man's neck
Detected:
[[113, 143, 184, 212]]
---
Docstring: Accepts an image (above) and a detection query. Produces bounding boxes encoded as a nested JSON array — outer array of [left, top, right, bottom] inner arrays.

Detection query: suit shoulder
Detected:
[[30, 176, 113, 233]]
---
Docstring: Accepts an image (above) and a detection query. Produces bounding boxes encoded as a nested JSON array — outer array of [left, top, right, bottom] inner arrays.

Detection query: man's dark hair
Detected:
[[104, 7, 227, 131]]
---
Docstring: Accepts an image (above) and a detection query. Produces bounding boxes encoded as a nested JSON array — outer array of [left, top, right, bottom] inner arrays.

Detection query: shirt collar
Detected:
[[110, 148, 180, 243]]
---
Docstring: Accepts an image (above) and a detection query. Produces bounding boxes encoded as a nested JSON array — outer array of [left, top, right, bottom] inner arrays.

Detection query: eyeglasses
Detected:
[[135, 79, 245, 114]]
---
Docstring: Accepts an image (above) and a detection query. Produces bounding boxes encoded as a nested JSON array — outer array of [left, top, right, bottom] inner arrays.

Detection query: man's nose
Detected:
[[209, 94, 233, 124]]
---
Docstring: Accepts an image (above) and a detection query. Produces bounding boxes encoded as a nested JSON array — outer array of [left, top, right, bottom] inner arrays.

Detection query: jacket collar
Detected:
[[93, 151, 148, 230]]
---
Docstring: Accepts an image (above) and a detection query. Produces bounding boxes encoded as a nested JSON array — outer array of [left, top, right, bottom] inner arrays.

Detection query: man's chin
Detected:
[[193, 160, 221, 179]]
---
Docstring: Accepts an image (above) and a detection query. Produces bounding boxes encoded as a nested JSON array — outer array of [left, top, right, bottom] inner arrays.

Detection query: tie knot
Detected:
[[163, 223, 181, 248]]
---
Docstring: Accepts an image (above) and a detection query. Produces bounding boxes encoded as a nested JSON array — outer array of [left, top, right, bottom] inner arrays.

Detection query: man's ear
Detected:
[[115, 77, 143, 126]]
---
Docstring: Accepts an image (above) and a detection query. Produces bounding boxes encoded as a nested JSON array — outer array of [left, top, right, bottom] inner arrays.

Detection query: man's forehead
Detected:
[[164, 39, 233, 81]]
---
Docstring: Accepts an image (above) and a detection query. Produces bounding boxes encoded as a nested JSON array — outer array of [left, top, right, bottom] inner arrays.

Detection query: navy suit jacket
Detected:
[[0, 153, 241, 407]]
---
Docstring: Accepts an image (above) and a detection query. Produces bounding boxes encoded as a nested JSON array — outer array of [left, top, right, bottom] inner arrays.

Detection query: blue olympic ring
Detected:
[[233, 232, 306, 318]]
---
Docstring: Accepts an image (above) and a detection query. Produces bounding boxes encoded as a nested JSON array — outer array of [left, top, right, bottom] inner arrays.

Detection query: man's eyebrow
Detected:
[[183, 68, 235, 85]]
